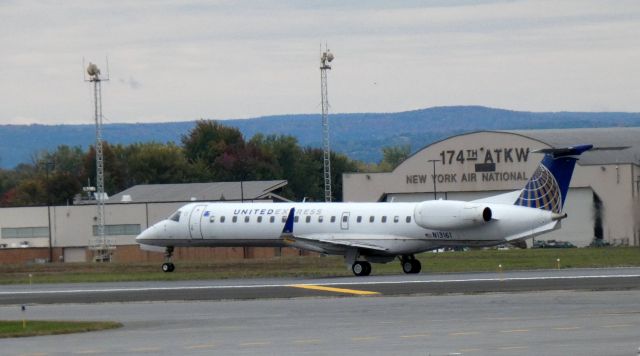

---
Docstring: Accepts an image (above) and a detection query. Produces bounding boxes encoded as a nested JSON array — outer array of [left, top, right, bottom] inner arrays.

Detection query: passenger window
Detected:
[[245, 216, 250, 223], [257, 216, 262, 223], [282, 216, 287, 223], [331, 216, 336, 223], [270, 216, 275, 223], [406, 216, 411, 223], [381, 216, 387, 223], [342, 215, 348, 223], [318, 216, 324, 223], [394, 216, 399, 223], [294, 216, 299, 223], [169, 211, 181, 222], [305, 216, 311, 223], [369, 216, 375, 223], [220, 216, 225, 223], [209, 216, 215, 223], [357, 216, 362, 223], [232, 216, 238, 223]]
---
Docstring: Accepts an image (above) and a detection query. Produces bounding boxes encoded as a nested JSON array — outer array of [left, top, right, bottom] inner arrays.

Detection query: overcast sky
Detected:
[[1, 0, 639, 124]]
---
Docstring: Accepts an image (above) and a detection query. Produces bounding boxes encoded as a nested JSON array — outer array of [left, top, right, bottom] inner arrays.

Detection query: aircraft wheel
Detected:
[[352, 261, 371, 276], [162, 262, 175, 273], [401, 259, 421, 274], [410, 259, 421, 274]]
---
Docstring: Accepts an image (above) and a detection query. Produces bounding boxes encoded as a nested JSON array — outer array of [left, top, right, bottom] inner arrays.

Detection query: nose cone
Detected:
[[136, 224, 158, 244]]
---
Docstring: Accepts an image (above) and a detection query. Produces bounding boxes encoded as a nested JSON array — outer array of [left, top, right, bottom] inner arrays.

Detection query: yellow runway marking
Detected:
[[400, 333, 430, 338], [602, 324, 633, 328], [240, 341, 271, 347], [553, 326, 580, 330], [499, 346, 528, 350], [290, 284, 380, 295], [185, 344, 216, 350], [500, 329, 529, 333], [449, 331, 481, 336], [351, 336, 378, 341]]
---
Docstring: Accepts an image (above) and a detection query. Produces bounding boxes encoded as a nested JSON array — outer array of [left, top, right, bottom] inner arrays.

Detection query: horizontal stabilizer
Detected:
[[532, 144, 593, 157]]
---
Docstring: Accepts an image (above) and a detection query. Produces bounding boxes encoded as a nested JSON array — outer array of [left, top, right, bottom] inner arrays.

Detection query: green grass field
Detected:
[[1, 247, 639, 285], [0, 320, 122, 338]]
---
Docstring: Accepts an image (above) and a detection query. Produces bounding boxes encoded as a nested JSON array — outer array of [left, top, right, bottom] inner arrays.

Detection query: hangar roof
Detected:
[[502, 127, 640, 165], [106, 180, 289, 204]]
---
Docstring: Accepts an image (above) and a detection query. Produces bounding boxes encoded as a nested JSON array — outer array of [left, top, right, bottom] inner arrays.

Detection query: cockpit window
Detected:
[[169, 210, 181, 222]]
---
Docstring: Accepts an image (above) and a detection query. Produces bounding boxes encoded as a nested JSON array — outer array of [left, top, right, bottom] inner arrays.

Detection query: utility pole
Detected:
[[320, 45, 334, 202], [428, 159, 439, 200], [85, 61, 111, 262]]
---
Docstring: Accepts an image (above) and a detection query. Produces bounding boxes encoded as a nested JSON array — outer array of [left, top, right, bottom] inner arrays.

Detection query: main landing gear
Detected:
[[400, 255, 421, 274], [351, 261, 372, 277], [162, 246, 175, 273]]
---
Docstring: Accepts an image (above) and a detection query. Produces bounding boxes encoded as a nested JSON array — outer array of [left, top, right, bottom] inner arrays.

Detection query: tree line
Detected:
[[0, 120, 410, 207]]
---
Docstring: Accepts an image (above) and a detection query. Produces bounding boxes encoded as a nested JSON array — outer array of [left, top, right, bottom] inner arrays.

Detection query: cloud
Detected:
[[0, 0, 639, 124]]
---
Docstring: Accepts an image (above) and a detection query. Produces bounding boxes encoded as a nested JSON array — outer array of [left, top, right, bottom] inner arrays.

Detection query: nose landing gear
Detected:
[[162, 246, 175, 272]]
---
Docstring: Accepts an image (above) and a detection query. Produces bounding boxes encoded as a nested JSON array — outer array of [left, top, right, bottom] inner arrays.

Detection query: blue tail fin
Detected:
[[515, 144, 592, 213]]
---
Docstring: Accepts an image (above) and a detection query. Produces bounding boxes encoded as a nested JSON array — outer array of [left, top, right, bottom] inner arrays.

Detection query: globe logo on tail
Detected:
[[515, 164, 562, 213]]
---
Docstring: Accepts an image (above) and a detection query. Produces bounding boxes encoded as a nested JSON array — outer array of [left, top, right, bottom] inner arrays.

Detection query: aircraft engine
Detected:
[[414, 200, 492, 230]]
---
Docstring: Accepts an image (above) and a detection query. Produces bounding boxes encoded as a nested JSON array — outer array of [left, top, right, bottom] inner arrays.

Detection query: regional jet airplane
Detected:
[[136, 145, 592, 276]]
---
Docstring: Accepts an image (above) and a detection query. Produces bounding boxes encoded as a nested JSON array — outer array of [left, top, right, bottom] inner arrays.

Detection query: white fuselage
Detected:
[[136, 200, 560, 257]]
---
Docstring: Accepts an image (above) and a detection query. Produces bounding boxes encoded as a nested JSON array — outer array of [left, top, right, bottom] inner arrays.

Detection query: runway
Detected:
[[1, 267, 639, 305], [1, 289, 639, 355], [1, 268, 639, 355]]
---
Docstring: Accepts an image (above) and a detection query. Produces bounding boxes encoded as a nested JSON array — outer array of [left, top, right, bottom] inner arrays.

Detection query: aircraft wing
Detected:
[[280, 207, 390, 253], [286, 234, 391, 253]]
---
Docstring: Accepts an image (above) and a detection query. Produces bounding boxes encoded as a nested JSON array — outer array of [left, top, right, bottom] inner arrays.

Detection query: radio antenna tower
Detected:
[[320, 45, 334, 202], [85, 60, 112, 262]]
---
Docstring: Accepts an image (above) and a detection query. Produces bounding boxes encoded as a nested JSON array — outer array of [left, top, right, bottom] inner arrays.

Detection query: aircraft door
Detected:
[[189, 205, 207, 239], [340, 212, 350, 230]]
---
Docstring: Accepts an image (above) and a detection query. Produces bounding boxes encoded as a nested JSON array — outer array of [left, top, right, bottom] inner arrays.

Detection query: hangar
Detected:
[[343, 128, 640, 247]]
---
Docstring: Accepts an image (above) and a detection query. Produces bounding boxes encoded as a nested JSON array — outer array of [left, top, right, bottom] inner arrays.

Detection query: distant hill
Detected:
[[1, 106, 639, 168]]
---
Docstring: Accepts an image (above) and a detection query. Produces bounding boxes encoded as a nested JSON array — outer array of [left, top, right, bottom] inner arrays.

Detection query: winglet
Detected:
[[281, 207, 295, 236]]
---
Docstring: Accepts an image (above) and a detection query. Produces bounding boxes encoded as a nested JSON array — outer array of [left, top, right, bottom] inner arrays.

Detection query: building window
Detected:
[[92, 224, 141, 236], [1, 227, 49, 239], [220, 216, 226, 223], [369, 216, 375, 223]]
